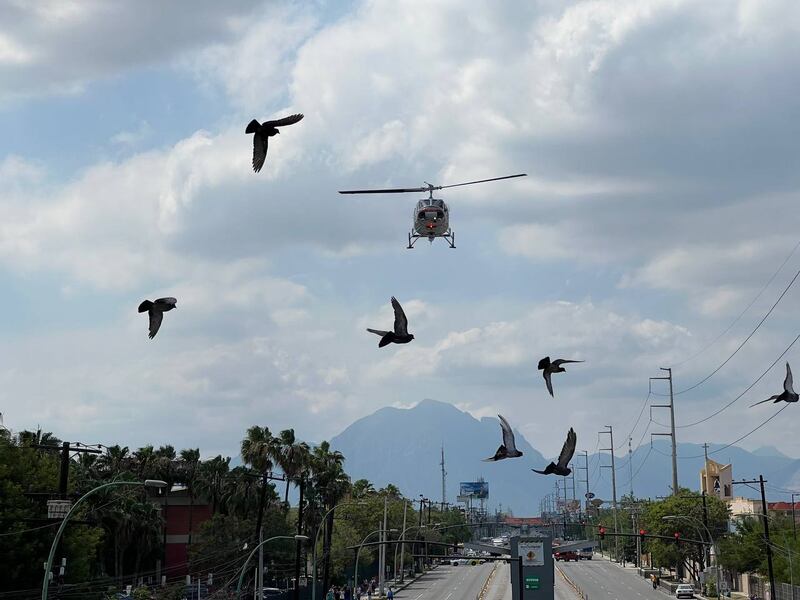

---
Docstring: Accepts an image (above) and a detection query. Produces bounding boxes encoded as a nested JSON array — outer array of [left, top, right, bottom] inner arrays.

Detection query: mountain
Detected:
[[329, 400, 800, 513], [330, 399, 552, 514]]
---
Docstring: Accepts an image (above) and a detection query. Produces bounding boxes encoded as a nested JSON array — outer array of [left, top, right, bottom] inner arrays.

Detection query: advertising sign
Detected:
[[519, 541, 545, 567], [459, 481, 489, 498]]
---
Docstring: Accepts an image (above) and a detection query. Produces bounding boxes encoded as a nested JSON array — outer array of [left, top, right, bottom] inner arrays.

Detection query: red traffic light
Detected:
[[639, 529, 646, 535], [598, 526, 606, 539], [673, 531, 681, 544]]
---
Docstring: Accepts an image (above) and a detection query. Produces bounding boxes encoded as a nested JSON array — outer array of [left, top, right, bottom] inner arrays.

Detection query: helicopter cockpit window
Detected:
[[432, 199, 444, 208]]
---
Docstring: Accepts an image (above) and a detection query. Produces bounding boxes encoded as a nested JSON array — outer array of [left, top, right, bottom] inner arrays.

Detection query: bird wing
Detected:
[[749, 395, 781, 408], [785, 362, 794, 394], [531, 468, 546, 475], [537, 356, 550, 370], [156, 297, 177, 306], [263, 113, 304, 128], [252, 132, 268, 173], [498, 415, 517, 452], [552, 359, 584, 367], [367, 328, 390, 337], [543, 370, 554, 396], [556, 428, 577, 469], [148, 310, 163, 339], [391, 297, 409, 335]]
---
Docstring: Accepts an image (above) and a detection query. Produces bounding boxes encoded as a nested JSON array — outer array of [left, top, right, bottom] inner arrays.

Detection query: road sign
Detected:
[[519, 541, 545, 566], [525, 576, 540, 590], [585, 492, 595, 499]]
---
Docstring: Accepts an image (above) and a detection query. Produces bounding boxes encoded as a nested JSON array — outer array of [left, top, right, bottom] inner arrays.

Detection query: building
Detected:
[[700, 458, 733, 500], [152, 486, 213, 580], [767, 501, 800, 524]]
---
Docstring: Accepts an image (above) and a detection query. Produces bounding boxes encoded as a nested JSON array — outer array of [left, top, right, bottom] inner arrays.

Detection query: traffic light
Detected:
[[598, 526, 606, 540], [673, 531, 681, 545], [639, 529, 646, 543]]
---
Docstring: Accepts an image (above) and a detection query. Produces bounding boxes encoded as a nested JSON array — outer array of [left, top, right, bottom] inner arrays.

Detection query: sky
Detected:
[[2, 0, 800, 468]]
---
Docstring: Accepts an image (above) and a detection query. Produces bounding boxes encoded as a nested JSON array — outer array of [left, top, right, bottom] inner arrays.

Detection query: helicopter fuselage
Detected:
[[413, 197, 450, 238]]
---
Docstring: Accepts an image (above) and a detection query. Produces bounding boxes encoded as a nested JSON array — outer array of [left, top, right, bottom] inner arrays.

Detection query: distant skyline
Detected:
[[2, 1, 800, 469]]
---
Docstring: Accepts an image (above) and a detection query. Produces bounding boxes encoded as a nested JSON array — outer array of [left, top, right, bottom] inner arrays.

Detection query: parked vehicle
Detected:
[[675, 583, 695, 598], [554, 551, 579, 561], [578, 549, 593, 560]]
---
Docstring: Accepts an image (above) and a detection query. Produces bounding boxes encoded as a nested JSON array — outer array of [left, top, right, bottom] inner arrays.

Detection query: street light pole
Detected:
[[311, 501, 365, 600], [236, 535, 308, 598], [353, 528, 397, 597], [663, 515, 719, 599], [42, 479, 167, 600]]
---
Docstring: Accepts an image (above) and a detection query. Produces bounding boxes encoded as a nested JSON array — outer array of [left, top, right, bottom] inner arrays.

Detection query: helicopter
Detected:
[[339, 173, 527, 249]]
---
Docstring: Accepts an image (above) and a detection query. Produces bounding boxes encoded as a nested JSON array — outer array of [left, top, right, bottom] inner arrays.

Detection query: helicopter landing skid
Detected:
[[407, 230, 456, 249]]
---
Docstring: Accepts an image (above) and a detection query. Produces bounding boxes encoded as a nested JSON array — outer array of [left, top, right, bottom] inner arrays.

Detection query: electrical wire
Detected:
[[677, 404, 790, 459], [668, 332, 800, 429], [655, 266, 800, 396], [673, 238, 800, 368], [616, 392, 651, 450]]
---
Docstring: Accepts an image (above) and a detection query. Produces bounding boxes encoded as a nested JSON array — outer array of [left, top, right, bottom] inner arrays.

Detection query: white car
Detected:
[[675, 584, 695, 598]]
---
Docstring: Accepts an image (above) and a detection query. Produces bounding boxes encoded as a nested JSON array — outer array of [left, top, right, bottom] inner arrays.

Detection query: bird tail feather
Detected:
[[531, 469, 546, 474], [138, 300, 153, 313], [367, 328, 389, 336], [245, 119, 260, 134]]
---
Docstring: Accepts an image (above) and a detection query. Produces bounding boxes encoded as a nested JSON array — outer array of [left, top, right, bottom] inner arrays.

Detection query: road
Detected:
[[557, 557, 673, 600], [394, 561, 579, 600], [395, 563, 494, 599]]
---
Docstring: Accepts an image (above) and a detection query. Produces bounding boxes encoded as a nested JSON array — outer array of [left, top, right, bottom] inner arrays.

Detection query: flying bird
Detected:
[[245, 113, 304, 173], [750, 362, 799, 407], [483, 414, 524, 462], [538, 356, 584, 397], [138, 297, 177, 339], [532, 427, 577, 475], [366, 297, 414, 347]]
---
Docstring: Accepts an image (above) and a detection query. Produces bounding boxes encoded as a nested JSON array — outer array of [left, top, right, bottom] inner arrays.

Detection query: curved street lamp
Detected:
[[42, 479, 167, 600], [236, 534, 309, 598], [311, 501, 366, 600], [663, 514, 720, 599], [353, 528, 397, 595]]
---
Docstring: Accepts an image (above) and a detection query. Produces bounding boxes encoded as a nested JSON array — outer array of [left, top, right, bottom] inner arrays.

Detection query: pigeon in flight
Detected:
[[483, 415, 524, 461], [532, 428, 577, 475], [367, 297, 415, 347], [138, 297, 177, 339], [750, 362, 799, 407], [538, 356, 584, 397], [245, 113, 304, 173]]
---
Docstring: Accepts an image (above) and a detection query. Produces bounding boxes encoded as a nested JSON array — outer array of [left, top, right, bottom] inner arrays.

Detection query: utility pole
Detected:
[[733, 477, 776, 598], [628, 437, 634, 497], [292, 476, 305, 600], [379, 497, 387, 596], [440, 447, 447, 510], [600, 426, 619, 561], [792, 493, 798, 541], [578, 450, 590, 539], [399, 501, 408, 582], [650, 368, 679, 495]]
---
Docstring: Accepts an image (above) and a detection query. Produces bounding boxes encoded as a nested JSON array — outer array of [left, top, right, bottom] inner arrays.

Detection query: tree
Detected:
[[196, 455, 231, 515], [178, 448, 201, 546]]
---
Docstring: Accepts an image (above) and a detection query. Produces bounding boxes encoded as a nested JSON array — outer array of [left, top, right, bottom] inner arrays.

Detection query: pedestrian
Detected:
[[387, 587, 394, 600], [327, 587, 335, 600]]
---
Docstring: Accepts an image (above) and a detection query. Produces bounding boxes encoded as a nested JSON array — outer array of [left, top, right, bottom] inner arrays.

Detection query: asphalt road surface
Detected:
[[557, 557, 676, 600], [395, 563, 494, 599]]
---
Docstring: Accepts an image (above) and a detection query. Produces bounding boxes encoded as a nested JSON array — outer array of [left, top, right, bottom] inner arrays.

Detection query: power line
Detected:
[[659, 332, 800, 429], [673, 238, 800, 368], [656, 266, 800, 396], [677, 404, 790, 459], [616, 392, 651, 450]]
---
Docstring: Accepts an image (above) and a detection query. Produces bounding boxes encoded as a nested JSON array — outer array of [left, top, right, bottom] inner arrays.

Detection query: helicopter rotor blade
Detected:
[[438, 173, 527, 190], [338, 186, 430, 194]]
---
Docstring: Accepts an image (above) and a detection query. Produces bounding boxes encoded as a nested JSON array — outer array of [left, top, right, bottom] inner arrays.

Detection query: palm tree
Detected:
[[241, 426, 280, 544], [178, 448, 201, 546], [196, 455, 231, 514], [96, 445, 131, 478], [133, 445, 157, 480], [273, 429, 310, 506], [351, 479, 376, 499], [310, 441, 350, 594]]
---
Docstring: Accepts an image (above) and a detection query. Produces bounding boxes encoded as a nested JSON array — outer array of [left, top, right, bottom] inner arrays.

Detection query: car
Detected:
[[554, 551, 579, 561], [675, 583, 695, 598], [578, 549, 593, 560], [262, 588, 283, 597]]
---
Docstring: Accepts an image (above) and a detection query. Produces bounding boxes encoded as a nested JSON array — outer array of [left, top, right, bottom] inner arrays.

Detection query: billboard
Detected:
[[459, 481, 489, 499]]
